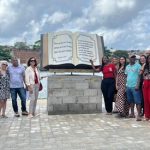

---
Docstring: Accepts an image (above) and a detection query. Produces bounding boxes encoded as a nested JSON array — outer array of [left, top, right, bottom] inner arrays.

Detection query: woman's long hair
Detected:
[[144, 54, 150, 73], [101, 56, 109, 71], [118, 56, 127, 70], [27, 57, 37, 67], [139, 55, 146, 65]]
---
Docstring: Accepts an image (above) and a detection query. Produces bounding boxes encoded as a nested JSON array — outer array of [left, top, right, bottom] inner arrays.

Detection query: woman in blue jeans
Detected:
[[90, 56, 116, 114]]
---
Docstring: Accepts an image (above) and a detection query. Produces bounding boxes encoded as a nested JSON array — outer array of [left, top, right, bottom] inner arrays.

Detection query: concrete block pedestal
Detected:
[[47, 75, 102, 115]]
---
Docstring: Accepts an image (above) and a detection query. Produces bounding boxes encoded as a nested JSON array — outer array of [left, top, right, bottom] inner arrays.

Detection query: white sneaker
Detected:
[[27, 114, 33, 119], [14, 112, 20, 117], [34, 113, 40, 117]]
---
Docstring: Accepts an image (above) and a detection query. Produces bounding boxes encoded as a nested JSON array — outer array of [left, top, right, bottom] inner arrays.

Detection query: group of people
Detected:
[[1, 54, 150, 122], [0, 57, 41, 118], [90, 54, 150, 121]]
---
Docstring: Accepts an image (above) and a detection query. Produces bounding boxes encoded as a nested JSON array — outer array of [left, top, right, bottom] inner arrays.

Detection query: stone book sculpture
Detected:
[[41, 31, 104, 71]]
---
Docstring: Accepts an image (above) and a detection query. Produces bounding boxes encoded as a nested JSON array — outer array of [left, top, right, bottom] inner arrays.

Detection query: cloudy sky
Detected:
[[0, 0, 150, 50]]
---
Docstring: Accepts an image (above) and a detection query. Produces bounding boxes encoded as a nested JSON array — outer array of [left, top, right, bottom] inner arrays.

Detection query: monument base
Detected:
[[47, 75, 102, 115]]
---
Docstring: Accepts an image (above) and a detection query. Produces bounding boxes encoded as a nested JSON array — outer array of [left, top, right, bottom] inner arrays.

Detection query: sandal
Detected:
[[2, 115, 8, 118], [106, 112, 112, 115], [143, 118, 150, 121], [136, 116, 142, 121], [128, 114, 135, 118]]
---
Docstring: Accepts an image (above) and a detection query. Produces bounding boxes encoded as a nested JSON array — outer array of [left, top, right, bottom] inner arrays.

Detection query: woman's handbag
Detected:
[[39, 82, 43, 91]]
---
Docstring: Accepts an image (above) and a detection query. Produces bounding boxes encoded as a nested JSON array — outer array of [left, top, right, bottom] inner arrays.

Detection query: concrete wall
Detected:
[[47, 75, 102, 114]]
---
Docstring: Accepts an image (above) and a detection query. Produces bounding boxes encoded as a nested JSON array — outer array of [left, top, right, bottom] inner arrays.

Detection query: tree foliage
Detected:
[[33, 40, 41, 50], [104, 47, 112, 57], [14, 42, 30, 49], [113, 50, 129, 58], [0, 46, 12, 61]]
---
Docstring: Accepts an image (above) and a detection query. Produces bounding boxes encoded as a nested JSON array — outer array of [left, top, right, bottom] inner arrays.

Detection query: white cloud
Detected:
[[12, 11, 72, 44], [79, 0, 136, 27], [0, 36, 24, 46], [145, 46, 150, 50], [48, 11, 71, 24], [117, 0, 136, 9], [23, 11, 71, 43], [61, 0, 149, 49], [0, 0, 150, 50], [22, 20, 41, 43], [0, 0, 18, 28], [118, 8, 150, 50], [93, 28, 125, 47], [41, 14, 49, 27], [66, 0, 149, 31]]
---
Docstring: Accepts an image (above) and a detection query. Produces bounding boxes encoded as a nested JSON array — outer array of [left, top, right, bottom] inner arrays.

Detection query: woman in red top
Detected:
[[142, 55, 150, 121], [90, 56, 116, 114]]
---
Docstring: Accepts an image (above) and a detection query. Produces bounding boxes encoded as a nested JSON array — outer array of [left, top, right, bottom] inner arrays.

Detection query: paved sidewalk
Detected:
[[0, 100, 150, 150]]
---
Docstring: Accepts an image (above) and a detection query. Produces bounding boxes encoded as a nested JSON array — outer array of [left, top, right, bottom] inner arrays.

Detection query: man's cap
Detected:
[[129, 54, 136, 58]]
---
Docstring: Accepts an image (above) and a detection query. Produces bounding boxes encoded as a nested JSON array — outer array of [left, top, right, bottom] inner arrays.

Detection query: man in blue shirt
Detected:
[[8, 57, 28, 117], [125, 55, 142, 121]]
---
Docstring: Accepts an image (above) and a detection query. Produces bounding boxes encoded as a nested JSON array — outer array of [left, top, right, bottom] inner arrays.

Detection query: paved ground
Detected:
[[0, 100, 150, 150]]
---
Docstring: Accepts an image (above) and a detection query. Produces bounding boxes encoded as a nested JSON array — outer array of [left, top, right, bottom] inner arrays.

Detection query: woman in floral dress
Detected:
[[115, 57, 129, 117], [0, 61, 10, 118]]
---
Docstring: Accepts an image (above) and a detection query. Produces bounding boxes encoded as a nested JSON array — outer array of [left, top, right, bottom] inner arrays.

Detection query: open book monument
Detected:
[[41, 31, 104, 72]]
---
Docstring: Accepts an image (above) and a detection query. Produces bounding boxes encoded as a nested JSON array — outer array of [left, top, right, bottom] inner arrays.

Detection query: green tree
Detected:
[[113, 50, 129, 58], [0, 46, 12, 61], [14, 42, 30, 49], [104, 47, 112, 57], [33, 40, 41, 50]]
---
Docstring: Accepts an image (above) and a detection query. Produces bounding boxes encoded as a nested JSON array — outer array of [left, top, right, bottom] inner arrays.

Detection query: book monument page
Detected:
[[41, 31, 104, 71]]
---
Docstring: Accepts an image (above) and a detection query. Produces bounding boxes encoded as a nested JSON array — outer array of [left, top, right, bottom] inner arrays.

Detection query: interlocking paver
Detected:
[[0, 100, 150, 150]]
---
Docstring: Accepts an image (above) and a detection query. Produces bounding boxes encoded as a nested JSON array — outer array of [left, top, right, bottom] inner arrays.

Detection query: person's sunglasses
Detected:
[[2, 64, 8, 66]]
